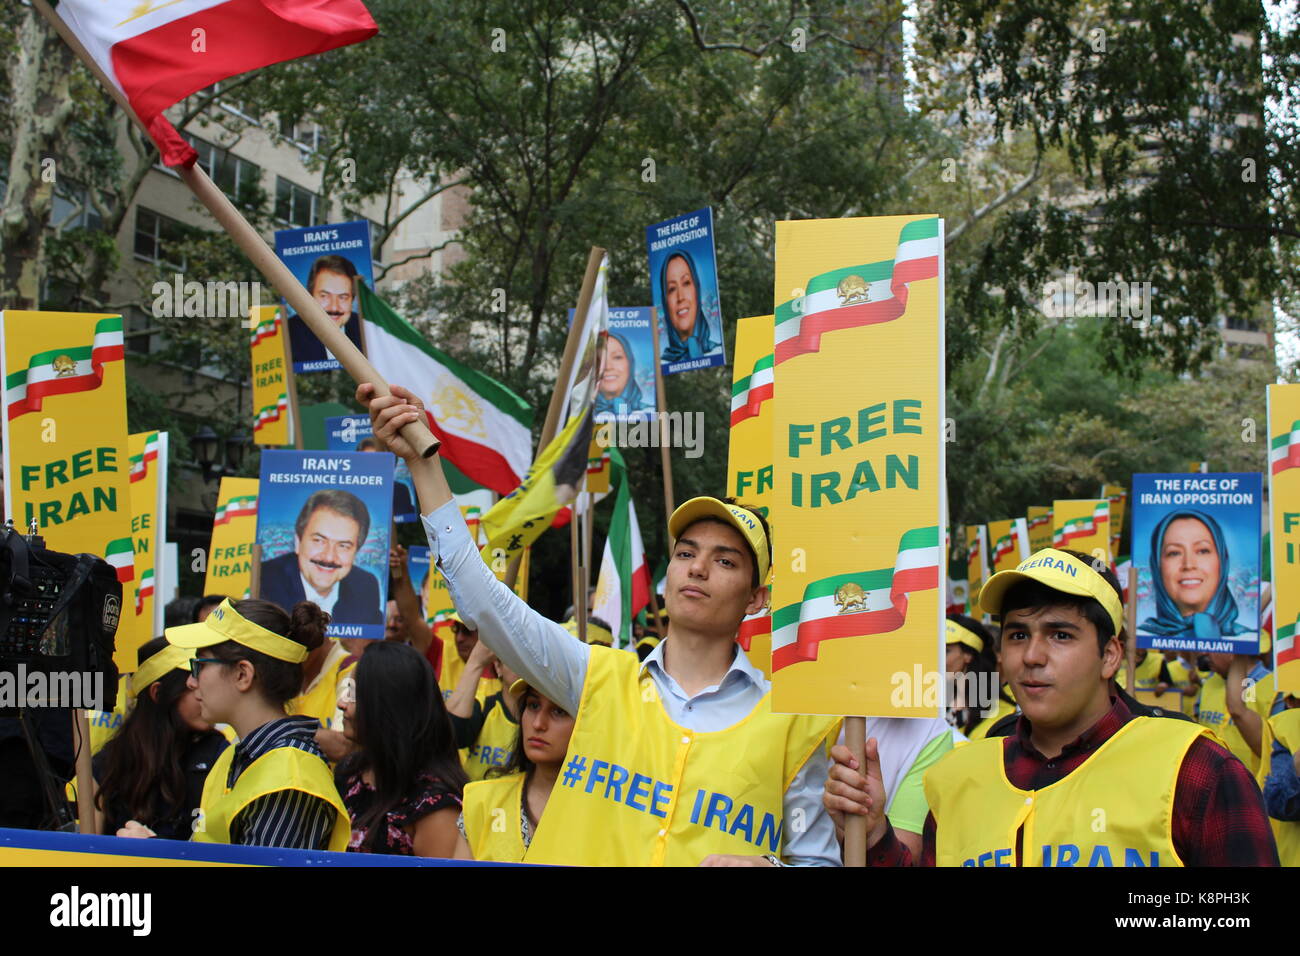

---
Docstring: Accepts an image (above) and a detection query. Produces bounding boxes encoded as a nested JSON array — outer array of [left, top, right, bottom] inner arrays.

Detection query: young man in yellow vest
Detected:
[[1259, 698, 1300, 865], [824, 548, 1279, 866], [359, 383, 841, 866]]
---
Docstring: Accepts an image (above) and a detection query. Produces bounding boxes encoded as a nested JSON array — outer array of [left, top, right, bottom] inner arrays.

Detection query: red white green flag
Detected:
[[253, 395, 290, 434], [360, 283, 533, 495], [1052, 503, 1109, 547], [5, 317, 124, 421], [591, 449, 651, 648], [215, 494, 258, 526], [730, 354, 774, 426], [55, 0, 377, 167], [135, 567, 156, 614], [1271, 420, 1300, 475], [129, 431, 161, 482], [105, 536, 135, 584], [771, 526, 940, 671], [773, 217, 940, 365]]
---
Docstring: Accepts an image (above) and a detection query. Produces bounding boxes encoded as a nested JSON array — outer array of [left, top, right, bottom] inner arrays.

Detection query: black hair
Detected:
[[488, 686, 573, 828], [204, 599, 328, 707], [998, 549, 1123, 655], [338, 642, 467, 852], [96, 638, 198, 829], [306, 254, 358, 293], [681, 498, 771, 590], [293, 488, 371, 547], [946, 613, 1005, 735], [192, 595, 227, 623]]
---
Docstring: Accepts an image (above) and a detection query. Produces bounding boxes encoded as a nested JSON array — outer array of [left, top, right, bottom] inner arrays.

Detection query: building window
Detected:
[[275, 177, 323, 227], [345, 210, 384, 260], [1225, 312, 1263, 332], [278, 116, 328, 153], [51, 181, 105, 232], [134, 207, 187, 269], [190, 136, 263, 209]]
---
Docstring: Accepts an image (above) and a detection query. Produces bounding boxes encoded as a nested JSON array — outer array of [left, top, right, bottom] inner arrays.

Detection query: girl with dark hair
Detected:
[[945, 613, 1015, 740], [455, 679, 575, 862], [119, 598, 350, 850], [93, 637, 228, 837], [336, 641, 467, 856], [658, 250, 717, 364]]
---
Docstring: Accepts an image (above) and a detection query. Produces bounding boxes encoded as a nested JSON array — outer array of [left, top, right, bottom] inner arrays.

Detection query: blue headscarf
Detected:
[[1140, 509, 1244, 640], [594, 331, 646, 418], [658, 251, 717, 363]]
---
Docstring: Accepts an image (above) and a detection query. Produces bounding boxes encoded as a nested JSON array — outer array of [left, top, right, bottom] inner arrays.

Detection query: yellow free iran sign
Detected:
[[0, 312, 138, 668], [1268, 384, 1300, 694], [250, 305, 293, 446], [126, 430, 168, 662], [728, 314, 775, 678], [204, 477, 259, 598], [1052, 498, 1111, 564], [770, 216, 944, 717]]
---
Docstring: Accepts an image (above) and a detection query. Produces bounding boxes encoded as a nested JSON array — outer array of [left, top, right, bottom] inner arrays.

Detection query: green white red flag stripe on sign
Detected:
[[253, 395, 290, 433], [730, 354, 774, 425], [129, 431, 161, 482], [770, 526, 940, 671], [135, 567, 155, 614], [1279, 617, 1299, 668], [5, 317, 124, 421], [249, 311, 281, 346], [773, 218, 940, 366], [1052, 504, 1109, 547], [738, 611, 771, 652], [1270, 420, 1300, 475], [214, 495, 257, 526], [105, 537, 134, 584], [992, 532, 1015, 567], [1027, 513, 1051, 531]]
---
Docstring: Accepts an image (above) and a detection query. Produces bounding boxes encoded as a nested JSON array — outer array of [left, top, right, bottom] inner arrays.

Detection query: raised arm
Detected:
[[359, 383, 589, 713]]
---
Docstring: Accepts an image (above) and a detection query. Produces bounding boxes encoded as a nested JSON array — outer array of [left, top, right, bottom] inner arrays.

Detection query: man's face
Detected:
[[311, 269, 354, 327], [385, 600, 404, 640], [664, 519, 766, 637], [453, 623, 478, 662], [999, 603, 1119, 731], [295, 507, 361, 597]]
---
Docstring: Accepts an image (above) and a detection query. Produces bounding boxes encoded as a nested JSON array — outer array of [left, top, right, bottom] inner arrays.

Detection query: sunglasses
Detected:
[[189, 657, 226, 680]]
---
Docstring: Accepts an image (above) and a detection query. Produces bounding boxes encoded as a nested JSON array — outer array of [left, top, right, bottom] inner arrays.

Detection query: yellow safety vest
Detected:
[[925, 717, 1207, 867], [464, 701, 519, 782], [1255, 708, 1300, 867], [966, 697, 1016, 741], [462, 773, 528, 862], [524, 647, 839, 866], [287, 641, 354, 729], [193, 740, 350, 851], [438, 633, 502, 704], [1120, 651, 1164, 692], [1196, 671, 1276, 774]]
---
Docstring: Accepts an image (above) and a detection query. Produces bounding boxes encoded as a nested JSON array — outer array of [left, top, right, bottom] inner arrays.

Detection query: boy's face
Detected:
[[1000, 603, 1121, 731]]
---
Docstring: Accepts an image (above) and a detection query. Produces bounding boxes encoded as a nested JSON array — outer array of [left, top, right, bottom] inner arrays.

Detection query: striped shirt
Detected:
[[226, 716, 337, 850]]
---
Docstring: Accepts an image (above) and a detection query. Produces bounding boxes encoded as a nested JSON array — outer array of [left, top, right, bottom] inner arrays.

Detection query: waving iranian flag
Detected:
[[359, 283, 533, 496], [55, 0, 377, 166], [591, 449, 651, 648]]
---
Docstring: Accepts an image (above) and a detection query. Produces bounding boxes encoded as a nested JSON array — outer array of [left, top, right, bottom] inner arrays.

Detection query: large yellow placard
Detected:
[[250, 305, 293, 446], [1, 311, 137, 671], [1052, 498, 1111, 563], [204, 477, 259, 599], [770, 215, 944, 717], [1268, 384, 1300, 694], [1027, 505, 1053, 552], [728, 314, 776, 678]]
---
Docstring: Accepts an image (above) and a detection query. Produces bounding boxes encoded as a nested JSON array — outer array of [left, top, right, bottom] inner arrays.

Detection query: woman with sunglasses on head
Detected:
[[90, 637, 228, 837], [118, 598, 350, 850], [454, 679, 576, 862]]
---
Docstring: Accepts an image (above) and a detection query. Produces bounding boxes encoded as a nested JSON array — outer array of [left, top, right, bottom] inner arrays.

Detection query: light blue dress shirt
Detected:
[[422, 500, 839, 866]]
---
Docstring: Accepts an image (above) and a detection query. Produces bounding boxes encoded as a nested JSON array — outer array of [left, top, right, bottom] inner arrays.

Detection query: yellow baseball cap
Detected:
[[128, 644, 192, 699], [165, 598, 308, 663], [945, 618, 985, 654], [668, 497, 770, 585], [977, 548, 1124, 634]]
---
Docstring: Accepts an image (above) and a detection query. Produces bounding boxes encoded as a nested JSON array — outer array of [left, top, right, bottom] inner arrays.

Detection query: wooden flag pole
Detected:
[[36, 0, 437, 459], [843, 716, 868, 867], [71, 710, 100, 835], [503, 247, 606, 592], [648, 318, 676, 536], [1125, 565, 1138, 693]]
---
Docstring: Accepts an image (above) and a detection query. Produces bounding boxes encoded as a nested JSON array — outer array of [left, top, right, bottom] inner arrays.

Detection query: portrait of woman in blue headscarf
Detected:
[[1140, 509, 1247, 641], [658, 250, 717, 364], [594, 331, 647, 420]]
